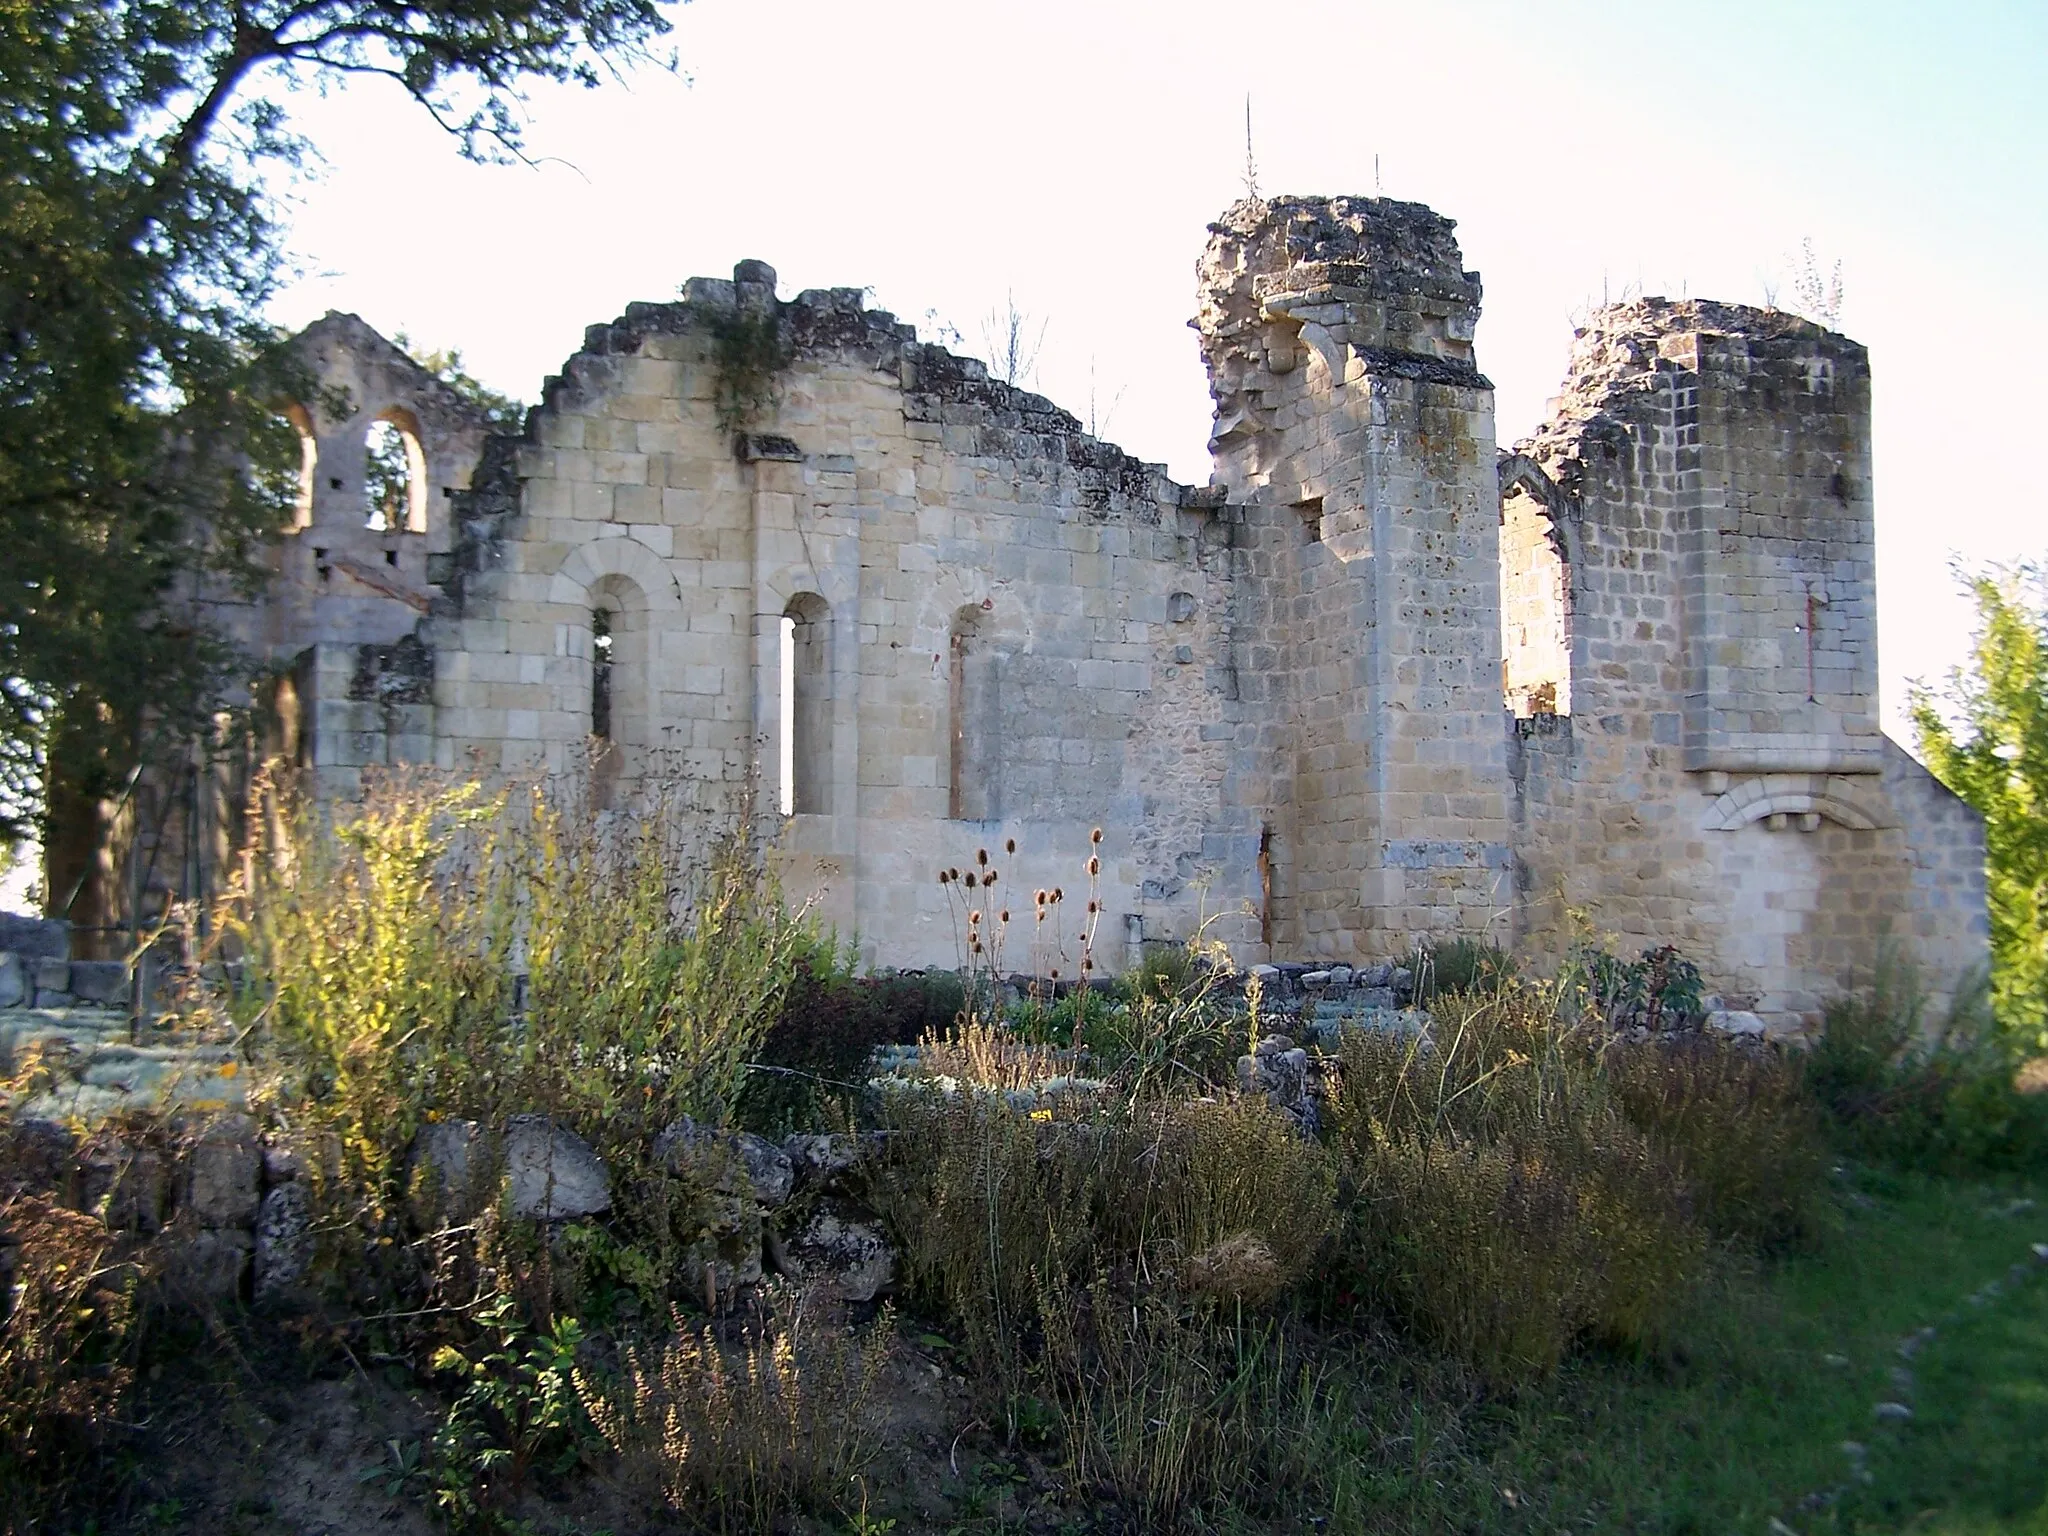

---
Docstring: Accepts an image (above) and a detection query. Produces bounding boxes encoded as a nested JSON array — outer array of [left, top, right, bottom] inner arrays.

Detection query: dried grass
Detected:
[[576, 1289, 892, 1534]]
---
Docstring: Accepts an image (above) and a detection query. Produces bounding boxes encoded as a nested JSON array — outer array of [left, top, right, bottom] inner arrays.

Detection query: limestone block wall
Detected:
[[422, 270, 1255, 971], [1197, 197, 1513, 960], [153, 195, 1989, 1004], [1504, 302, 1987, 1023]]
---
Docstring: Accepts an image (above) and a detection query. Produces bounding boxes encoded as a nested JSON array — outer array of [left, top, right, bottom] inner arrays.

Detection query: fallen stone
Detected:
[[502, 1116, 609, 1221], [180, 1114, 261, 1228], [0, 952, 23, 1009], [682, 1190, 763, 1307], [784, 1201, 895, 1303], [782, 1131, 861, 1195], [1705, 1009, 1769, 1038], [254, 1182, 313, 1300], [32, 957, 69, 996], [408, 1118, 486, 1228], [1873, 1401, 1914, 1424], [657, 1117, 794, 1207], [93, 1144, 168, 1233]]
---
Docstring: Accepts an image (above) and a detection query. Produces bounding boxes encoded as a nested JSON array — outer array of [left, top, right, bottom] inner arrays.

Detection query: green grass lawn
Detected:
[[1334, 1166, 2048, 1535]]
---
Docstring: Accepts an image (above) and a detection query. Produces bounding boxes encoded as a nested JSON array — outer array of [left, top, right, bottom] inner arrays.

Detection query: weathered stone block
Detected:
[[165, 1227, 252, 1302], [502, 1116, 609, 1220], [180, 1115, 261, 1228], [782, 1202, 894, 1304], [69, 962, 128, 1006], [0, 914, 68, 960], [408, 1118, 486, 1228], [254, 1182, 313, 1300]]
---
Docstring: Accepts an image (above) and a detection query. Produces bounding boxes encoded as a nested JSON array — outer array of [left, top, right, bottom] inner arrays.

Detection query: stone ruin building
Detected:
[[50, 194, 1989, 1030]]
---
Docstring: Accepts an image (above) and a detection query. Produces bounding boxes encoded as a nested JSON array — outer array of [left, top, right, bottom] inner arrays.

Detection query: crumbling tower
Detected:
[[1197, 197, 1512, 957]]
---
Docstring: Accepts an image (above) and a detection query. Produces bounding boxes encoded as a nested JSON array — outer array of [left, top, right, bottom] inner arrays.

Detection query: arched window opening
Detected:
[[591, 607, 614, 741], [949, 605, 999, 820], [284, 403, 317, 530], [587, 576, 647, 808], [1500, 485, 1572, 717], [364, 411, 427, 533], [780, 593, 831, 816]]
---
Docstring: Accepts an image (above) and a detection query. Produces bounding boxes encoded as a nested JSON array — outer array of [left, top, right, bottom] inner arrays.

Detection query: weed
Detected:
[[577, 1288, 892, 1534], [0, 1193, 148, 1532], [1412, 937, 1514, 1003], [1606, 1033, 1828, 1250], [1327, 986, 1702, 1380], [426, 1292, 589, 1530], [1805, 958, 2048, 1171]]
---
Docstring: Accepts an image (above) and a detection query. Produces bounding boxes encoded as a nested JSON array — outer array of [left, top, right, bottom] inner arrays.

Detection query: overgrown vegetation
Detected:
[[1912, 562, 2048, 1048], [3, 790, 2045, 1532], [708, 308, 791, 434]]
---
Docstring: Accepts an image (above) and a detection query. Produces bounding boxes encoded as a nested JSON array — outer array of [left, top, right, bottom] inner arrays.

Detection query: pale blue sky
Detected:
[[269, 0, 2048, 734]]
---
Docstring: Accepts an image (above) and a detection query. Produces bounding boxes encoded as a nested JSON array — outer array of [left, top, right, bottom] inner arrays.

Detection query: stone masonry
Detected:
[[78, 194, 1983, 1030]]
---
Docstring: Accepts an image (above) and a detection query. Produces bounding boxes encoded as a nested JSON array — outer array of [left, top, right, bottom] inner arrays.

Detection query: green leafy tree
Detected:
[[394, 333, 529, 433], [0, 0, 671, 866], [1910, 564, 2048, 1046]]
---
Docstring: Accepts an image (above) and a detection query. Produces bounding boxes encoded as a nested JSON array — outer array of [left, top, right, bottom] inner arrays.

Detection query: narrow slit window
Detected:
[[778, 613, 796, 815], [782, 594, 831, 815], [592, 608, 614, 740]]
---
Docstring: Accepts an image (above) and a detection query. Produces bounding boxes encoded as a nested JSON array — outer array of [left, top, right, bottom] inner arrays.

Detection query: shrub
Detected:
[[1606, 1034, 1828, 1250], [1326, 987, 1702, 1381], [0, 1192, 148, 1532], [1412, 937, 1514, 1003], [425, 1291, 588, 1530], [1804, 961, 2048, 1171], [1036, 1294, 1349, 1528], [223, 771, 818, 1305], [1572, 942, 1706, 1029], [737, 962, 962, 1133], [577, 1289, 892, 1534], [861, 1091, 1333, 1407]]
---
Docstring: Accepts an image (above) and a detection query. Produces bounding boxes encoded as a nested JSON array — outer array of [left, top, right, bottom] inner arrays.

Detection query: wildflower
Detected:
[[977, 848, 989, 867], [1006, 838, 1017, 854], [1091, 827, 1103, 845], [966, 872, 978, 888], [1087, 856, 1100, 876], [1029, 1107, 1053, 1123], [217, 1060, 239, 1079]]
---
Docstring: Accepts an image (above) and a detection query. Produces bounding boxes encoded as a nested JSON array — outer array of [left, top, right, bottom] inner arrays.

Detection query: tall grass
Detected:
[[576, 1289, 893, 1534], [1327, 986, 1704, 1381], [221, 770, 817, 1300]]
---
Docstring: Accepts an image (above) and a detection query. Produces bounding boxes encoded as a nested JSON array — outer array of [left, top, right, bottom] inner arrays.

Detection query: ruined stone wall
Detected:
[[147, 196, 1988, 1005], [1197, 198, 1513, 961], [422, 268, 1254, 971], [1505, 301, 1986, 1023]]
